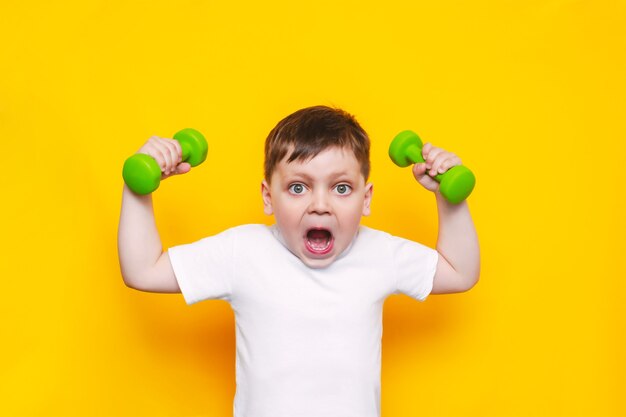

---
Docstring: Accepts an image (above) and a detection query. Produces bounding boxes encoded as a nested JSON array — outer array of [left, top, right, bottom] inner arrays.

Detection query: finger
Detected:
[[173, 140, 183, 163], [412, 162, 428, 178], [162, 138, 179, 175], [413, 169, 440, 192], [164, 138, 182, 165], [141, 138, 167, 172], [164, 139, 181, 175], [424, 146, 444, 170], [437, 155, 462, 174], [421, 143, 433, 162], [430, 152, 458, 176]]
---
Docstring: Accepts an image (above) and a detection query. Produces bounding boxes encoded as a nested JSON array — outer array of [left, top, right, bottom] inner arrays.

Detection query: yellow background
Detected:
[[1, 0, 624, 416]]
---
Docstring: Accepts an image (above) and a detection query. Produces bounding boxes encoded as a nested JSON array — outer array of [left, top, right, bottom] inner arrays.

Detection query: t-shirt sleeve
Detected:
[[167, 228, 236, 305], [389, 234, 439, 302]]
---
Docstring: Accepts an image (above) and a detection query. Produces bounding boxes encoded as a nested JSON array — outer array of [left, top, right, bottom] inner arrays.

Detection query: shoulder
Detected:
[[227, 223, 272, 235], [207, 223, 272, 237], [356, 225, 391, 241], [219, 223, 280, 246], [355, 226, 436, 261], [180, 224, 272, 248], [346, 226, 395, 259], [359, 226, 432, 247], [354, 226, 399, 248]]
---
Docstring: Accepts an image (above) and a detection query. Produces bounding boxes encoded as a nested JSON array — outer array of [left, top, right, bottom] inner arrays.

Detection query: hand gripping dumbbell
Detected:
[[123, 128, 208, 195], [389, 130, 475, 204]]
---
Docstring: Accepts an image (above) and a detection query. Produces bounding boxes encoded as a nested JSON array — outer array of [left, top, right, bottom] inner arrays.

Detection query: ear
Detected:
[[261, 180, 273, 215], [362, 182, 373, 216]]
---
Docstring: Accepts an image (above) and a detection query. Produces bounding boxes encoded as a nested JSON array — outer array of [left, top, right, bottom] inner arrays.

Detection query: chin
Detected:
[[299, 253, 337, 269]]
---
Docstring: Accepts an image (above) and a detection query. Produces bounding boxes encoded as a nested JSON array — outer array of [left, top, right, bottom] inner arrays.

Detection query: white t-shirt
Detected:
[[168, 224, 438, 417]]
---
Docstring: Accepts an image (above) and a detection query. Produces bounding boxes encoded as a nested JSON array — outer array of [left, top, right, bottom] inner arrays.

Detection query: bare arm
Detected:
[[117, 185, 180, 292], [117, 137, 191, 293], [431, 194, 480, 293], [412, 142, 481, 294]]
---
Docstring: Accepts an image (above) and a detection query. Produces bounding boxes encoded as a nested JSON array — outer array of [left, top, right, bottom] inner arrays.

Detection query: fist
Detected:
[[137, 136, 191, 180], [412, 143, 462, 192]]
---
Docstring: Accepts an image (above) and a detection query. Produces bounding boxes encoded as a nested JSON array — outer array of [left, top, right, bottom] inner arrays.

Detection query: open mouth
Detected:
[[305, 228, 334, 255]]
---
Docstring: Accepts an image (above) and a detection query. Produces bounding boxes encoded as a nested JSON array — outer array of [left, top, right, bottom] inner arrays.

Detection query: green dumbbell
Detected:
[[123, 128, 208, 195], [389, 130, 475, 204]]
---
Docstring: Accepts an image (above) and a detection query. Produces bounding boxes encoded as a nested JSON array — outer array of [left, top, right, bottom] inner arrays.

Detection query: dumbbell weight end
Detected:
[[122, 153, 162, 195], [389, 130, 445, 181], [438, 165, 475, 204], [173, 128, 208, 167]]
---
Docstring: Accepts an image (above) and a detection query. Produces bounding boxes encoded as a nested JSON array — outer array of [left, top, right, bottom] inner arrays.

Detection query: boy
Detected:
[[118, 105, 480, 417]]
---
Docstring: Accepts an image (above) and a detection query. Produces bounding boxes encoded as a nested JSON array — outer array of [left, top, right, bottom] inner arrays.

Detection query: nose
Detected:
[[308, 189, 331, 215]]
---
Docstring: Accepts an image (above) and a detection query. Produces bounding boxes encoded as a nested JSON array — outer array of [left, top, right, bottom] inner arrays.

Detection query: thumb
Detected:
[[412, 163, 427, 179], [174, 162, 192, 175]]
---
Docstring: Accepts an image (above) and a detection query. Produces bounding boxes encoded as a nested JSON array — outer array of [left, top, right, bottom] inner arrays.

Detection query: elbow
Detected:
[[121, 272, 138, 290], [453, 264, 480, 293], [460, 271, 480, 292], [121, 269, 158, 293], [120, 265, 141, 290], [122, 274, 150, 292], [461, 258, 481, 292], [123, 277, 137, 290], [465, 274, 480, 292]]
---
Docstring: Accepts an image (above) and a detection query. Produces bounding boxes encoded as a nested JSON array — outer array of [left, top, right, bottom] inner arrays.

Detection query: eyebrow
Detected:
[[288, 171, 354, 182]]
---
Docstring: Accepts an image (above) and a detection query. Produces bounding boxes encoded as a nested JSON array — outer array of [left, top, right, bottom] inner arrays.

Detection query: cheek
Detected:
[[338, 200, 366, 225], [277, 210, 297, 227], [274, 199, 303, 228]]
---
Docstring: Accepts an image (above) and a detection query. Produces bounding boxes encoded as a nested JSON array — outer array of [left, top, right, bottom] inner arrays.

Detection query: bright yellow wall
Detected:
[[1, 1, 624, 416]]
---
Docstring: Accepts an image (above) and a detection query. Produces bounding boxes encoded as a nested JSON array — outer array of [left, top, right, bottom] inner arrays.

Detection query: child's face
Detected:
[[261, 146, 373, 269]]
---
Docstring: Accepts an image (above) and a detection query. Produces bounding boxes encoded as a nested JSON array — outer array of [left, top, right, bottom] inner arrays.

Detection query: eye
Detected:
[[288, 183, 307, 195], [334, 184, 352, 195]]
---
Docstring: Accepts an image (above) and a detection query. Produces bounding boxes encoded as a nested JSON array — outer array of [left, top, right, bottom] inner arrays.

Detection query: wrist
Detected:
[[434, 190, 446, 203], [434, 190, 468, 211]]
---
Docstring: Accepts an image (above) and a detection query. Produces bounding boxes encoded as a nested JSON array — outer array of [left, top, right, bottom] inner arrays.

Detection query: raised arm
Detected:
[[117, 137, 191, 293], [412, 142, 481, 294], [431, 194, 480, 293]]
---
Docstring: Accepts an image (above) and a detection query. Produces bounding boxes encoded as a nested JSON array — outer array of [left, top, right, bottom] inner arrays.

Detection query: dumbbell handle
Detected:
[[178, 140, 192, 164], [404, 143, 445, 182]]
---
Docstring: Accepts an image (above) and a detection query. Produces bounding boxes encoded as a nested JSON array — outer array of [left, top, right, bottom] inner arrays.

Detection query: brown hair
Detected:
[[264, 105, 370, 183]]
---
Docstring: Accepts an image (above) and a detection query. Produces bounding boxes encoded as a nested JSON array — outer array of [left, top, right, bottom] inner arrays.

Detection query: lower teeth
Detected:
[[307, 230, 332, 251], [309, 240, 329, 250]]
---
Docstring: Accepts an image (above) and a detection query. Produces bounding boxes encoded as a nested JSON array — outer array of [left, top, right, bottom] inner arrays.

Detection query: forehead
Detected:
[[274, 146, 362, 180]]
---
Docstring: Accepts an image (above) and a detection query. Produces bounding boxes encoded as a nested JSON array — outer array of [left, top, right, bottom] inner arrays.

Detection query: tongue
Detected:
[[308, 229, 330, 249]]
